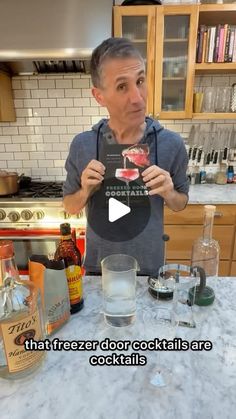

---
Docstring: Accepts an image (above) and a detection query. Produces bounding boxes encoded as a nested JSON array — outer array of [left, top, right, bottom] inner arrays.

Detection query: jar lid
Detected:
[[0, 240, 14, 259]]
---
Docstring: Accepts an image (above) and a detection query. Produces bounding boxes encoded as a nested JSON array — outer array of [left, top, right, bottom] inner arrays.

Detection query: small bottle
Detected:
[[191, 205, 220, 277], [0, 240, 45, 379], [54, 223, 84, 314], [227, 165, 234, 184]]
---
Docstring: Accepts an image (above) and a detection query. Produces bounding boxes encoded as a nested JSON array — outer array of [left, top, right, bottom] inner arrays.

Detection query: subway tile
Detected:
[[33, 108, 49, 117], [99, 107, 109, 116], [2, 127, 19, 135], [65, 89, 82, 98], [67, 125, 85, 134], [47, 168, 63, 176], [46, 74, 63, 79], [59, 134, 74, 142], [57, 98, 73, 107], [23, 160, 38, 168], [74, 98, 90, 107], [74, 116, 91, 125], [31, 90, 48, 99], [11, 135, 28, 144], [35, 126, 51, 135], [52, 143, 69, 151], [82, 89, 93, 98], [0, 144, 5, 152], [41, 117, 58, 126], [39, 80, 55, 89], [12, 80, 21, 89], [14, 89, 31, 99], [21, 80, 38, 89], [46, 152, 61, 160], [49, 108, 66, 117], [7, 161, 22, 169], [40, 98, 57, 108], [56, 79, 73, 88], [54, 160, 65, 167], [10, 118, 26, 127], [26, 117, 42, 126], [27, 134, 44, 143], [73, 79, 90, 88], [16, 108, 33, 117], [36, 143, 53, 151], [60, 152, 69, 159], [51, 126, 67, 134], [2, 153, 14, 160], [90, 98, 100, 107], [0, 161, 7, 168], [43, 135, 60, 143], [31, 168, 47, 176], [65, 108, 82, 116], [23, 99, 40, 108], [14, 99, 24, 108], [5, 144, 21, 152], [38, 159, 54, 168], [58, 117, 75, 125], [14, 152, 30, 160], [29, 151, 46, 160], [21, 144, 37, 152], [48, 89, 65, 98], [83, 107, 100, 116], [91, 116, 102, 124]]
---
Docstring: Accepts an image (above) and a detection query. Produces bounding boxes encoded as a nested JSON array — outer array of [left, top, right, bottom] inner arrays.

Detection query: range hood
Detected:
[[0, 0, 113, 74]]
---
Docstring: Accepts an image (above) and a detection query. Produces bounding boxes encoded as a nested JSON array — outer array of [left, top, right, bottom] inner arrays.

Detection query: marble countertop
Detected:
[[1, 276, 236, 419], [188, 184, 236, 204]]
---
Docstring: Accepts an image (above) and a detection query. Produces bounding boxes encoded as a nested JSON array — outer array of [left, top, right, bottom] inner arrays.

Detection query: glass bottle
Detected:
[[54, 223, 84, 314], [0, 240, 45, 379], [191, 205, 220, 277]]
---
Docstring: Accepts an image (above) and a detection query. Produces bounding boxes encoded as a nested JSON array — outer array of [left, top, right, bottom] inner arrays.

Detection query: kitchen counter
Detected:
[[188, 184, 236, 204], [0, 276, 236, 419]]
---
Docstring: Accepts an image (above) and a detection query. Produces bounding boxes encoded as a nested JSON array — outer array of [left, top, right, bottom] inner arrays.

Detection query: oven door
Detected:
[[0, 229, 61, 274]]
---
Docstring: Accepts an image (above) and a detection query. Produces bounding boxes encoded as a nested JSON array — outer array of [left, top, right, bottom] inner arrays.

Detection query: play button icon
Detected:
[[108, 198, 131, 222]]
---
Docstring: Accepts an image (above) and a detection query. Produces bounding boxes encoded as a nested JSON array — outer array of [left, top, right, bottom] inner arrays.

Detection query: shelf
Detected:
[[193, 112, 236, 120], [126, 39, 146, 43], [163, 77, 186, 81], [195, 63, 236, 73], [164, 38, 188, 43]]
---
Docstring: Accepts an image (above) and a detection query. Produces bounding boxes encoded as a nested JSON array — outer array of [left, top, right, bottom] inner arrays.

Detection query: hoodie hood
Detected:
[[92, 117, 164, 138]]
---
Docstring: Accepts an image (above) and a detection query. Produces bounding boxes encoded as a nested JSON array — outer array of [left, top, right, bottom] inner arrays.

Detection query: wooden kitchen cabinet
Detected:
[[0, 71, 16, 122], [114, 4, 236, 120], [114, 4, 198, 119], [230, 235, 236, 276], [164, 204, 236, 276]]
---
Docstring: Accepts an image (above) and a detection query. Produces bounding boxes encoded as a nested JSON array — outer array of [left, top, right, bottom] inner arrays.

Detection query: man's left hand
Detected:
[[142, 165, 174, 198]]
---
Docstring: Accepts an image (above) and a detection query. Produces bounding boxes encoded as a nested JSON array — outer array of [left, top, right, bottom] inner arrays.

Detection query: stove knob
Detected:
[[33, 210, 45, 220], [21, 210, 33, 221], [60, 211, 71, 219], [0, 209, 6, 220], [8, 211, 20, 222]]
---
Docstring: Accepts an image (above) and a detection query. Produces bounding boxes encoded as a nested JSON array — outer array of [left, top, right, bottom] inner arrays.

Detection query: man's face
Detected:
[[92, 57, 147, 128]]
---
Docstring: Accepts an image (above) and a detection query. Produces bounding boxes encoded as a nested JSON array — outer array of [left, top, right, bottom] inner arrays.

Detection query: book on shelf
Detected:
[[196, 23, 236, 64]]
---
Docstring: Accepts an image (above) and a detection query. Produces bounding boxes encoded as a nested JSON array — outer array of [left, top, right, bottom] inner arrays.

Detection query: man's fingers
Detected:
[[87, 159, 105, 175], [85, 168, 104, 182], [145, 174, 166, 188]]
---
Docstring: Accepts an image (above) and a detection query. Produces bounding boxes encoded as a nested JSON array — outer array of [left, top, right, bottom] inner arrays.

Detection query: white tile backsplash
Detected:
[[1, 73, 236, 181]]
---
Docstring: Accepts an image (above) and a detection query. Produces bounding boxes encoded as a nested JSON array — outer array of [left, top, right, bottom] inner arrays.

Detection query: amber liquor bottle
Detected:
[[55, 223, 84, 314]]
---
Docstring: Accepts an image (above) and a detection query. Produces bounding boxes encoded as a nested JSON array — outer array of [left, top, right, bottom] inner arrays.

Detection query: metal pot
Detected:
[[0, 171, 23, 196]]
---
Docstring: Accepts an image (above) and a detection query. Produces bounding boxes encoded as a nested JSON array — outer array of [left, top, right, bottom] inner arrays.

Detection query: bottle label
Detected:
[[65, 265, 83, 305], [1, 310, 44, 373], [47, 297, 70, 335]]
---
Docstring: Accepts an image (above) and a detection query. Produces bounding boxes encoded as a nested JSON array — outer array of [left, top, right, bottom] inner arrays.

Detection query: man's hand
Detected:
[[142, 165, 173, 198], [142, 165, 188, 211], [81, 159, 105, 199]]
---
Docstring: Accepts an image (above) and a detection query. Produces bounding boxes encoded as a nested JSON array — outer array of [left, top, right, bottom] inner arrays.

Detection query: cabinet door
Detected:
[[113, 6, 156, 114], [0, 71, 16, 122], [154, 5, 198, 119]]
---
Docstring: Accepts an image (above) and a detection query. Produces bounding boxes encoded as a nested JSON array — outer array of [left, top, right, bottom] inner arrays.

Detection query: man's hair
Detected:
[[90, 37, 144, 88]]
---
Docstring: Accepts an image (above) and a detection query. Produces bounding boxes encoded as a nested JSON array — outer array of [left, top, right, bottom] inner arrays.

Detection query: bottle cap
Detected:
[[60, 223, 71, 235], [0, 240, 14, 259]]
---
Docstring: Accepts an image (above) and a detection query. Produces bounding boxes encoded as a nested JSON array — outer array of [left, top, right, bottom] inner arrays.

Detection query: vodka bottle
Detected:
[[0, 240, 45, 379], [191, 205, 220, 276]]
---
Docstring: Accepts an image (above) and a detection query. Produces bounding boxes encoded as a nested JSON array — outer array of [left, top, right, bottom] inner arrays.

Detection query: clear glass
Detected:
[[122, 16, 148, 61], [162, 15, 189, 111], [0, 248, 45, 379], [191, 205, 220, 276], [101, 254, 139, 327]]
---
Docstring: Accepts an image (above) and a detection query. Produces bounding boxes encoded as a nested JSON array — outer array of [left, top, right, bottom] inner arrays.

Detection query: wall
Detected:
[[0, 73, 236, 181]]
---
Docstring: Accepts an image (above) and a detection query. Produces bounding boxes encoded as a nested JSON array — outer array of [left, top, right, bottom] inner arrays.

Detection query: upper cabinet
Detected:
[[114, 4, 236, 120], [0, 71, 16, 122], [114, 5, 198, 119]]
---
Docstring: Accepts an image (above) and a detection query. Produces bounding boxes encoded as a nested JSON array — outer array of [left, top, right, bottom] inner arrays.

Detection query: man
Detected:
[[63, 37, 189, 275]]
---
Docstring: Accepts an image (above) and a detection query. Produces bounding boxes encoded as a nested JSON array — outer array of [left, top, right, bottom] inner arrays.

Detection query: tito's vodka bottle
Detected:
[[0, 240, 45, 379], [191, 205, 220, 276]]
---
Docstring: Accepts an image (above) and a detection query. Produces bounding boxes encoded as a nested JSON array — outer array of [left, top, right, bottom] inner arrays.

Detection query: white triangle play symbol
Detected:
[[108, 198, 131, 223]]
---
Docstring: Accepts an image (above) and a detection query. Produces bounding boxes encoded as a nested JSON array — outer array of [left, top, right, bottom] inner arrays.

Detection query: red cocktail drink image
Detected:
[[115, 168, 139, 183]]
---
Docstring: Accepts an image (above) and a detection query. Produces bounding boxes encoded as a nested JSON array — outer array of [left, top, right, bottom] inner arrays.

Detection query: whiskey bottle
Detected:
[[54, 223, 84, 314], [0, 240, 45, 379]]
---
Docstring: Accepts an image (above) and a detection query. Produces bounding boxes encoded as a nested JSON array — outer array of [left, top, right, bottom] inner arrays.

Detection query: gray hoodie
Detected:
[[63, 117, 189, 275]]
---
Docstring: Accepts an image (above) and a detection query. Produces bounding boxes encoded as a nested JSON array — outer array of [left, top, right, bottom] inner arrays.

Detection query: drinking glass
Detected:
[[202, 87, 216, 112], [215, 87, 231, 113], [143, 305, 176, 388]]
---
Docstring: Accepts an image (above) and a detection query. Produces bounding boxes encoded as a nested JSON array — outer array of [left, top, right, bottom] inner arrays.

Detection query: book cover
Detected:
[[224, 26, 231, 62], [229, 27, 236, 62], [218, 26, 226, 62], [213, 24, 222, 63], [99, 143, 150, 208]]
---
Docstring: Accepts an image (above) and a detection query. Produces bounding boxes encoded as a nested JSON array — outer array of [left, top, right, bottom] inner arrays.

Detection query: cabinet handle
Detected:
[[214, 212, 223, 218]]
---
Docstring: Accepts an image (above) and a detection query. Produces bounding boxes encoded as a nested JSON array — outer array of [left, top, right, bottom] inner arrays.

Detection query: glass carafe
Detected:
[[191, 205, 220, 277], [101, 254, 139, 327]]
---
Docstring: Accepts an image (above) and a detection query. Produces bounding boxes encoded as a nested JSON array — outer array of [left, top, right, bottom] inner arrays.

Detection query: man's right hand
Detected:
[[81, 159, 105, 199]]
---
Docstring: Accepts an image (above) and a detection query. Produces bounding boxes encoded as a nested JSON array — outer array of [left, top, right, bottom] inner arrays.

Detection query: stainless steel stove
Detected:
[[0, 181, 86, 229]]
